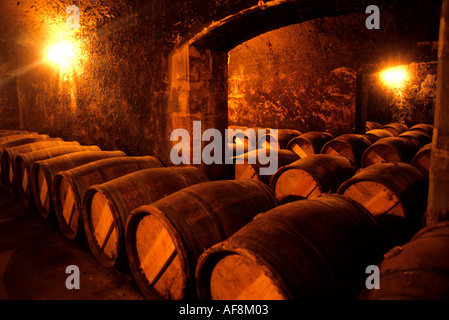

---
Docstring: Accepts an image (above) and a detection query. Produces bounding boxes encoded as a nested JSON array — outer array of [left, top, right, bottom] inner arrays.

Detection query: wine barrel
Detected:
[[365, 129, 394, 144], [258, 129, 302, 150], [1, 140, 81, 193], [411, 143, 432, 176], [366, 121, 383, 131], [234, 149, 300, 185], [226, 139, 253, 158], [361, 137, 420, 168], [83, 167, 210, 270], [31, 150, 126, 219], [0, 135, 53, 186], [360, 222, 449, 300], [15, 145, 102, 205], [125, 179, 278, 300], [286, 132, 335, 158], [195, 194, 383, 300], [398, 130, 431, 148], [0, 130, 30, 138], [0, 132, 39, 144], [227, 127, 264, 148], [409, 123, 433, 137], [54, 156, 164, 241], [382, 123, 409, 136], [321, 134, 372, 167], [270, 154, 357, 202], [337, 162, 428, 242]]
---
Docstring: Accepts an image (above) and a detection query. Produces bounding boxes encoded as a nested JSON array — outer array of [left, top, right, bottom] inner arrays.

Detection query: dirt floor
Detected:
[[0, 189, 148, 300]]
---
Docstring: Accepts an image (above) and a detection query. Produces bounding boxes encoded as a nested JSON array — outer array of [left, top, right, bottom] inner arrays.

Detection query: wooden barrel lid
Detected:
[[89, 191, 120, 261], [208, 252, 287, 300]]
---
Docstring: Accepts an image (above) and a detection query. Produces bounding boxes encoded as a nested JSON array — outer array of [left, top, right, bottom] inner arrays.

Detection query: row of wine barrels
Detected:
[[234, 150, 299, 185], [31, 151, 127, 219], [287, 132, 334, 158], [270, 154, 357, 202], [337, 162, 428, 245], [125, 179, 278, 300], [321, 134, 372, 167], [53, 156, 164, 241], [82, 167, 210, 270], [14, 145, 102, 205], [411, 143, 432, 176], [195, 194, 384, 300], [360, 222, 449, 300], [1, 140, 80, 193]]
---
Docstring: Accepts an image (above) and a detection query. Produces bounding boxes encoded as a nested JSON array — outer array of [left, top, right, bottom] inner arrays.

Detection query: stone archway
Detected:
[[165, 0, 376, 179]]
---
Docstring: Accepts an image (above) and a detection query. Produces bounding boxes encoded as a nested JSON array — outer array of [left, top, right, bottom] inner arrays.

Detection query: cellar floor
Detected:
[[0, 190, 148, 300]]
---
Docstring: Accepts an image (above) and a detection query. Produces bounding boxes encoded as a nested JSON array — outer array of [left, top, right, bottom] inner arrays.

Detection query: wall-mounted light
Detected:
[[47, 41, 75, 69], [379, 66, 409, 89]]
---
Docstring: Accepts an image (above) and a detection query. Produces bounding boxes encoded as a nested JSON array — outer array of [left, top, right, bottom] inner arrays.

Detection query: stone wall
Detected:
[[0, 0, 442, 160]]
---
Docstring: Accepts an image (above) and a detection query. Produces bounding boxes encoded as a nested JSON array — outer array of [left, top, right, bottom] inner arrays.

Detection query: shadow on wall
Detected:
[[0, 75, 20, 130]]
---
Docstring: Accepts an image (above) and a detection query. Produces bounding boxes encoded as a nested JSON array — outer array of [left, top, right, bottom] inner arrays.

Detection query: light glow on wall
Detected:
[[379, 66, 409, 89], [47, 41, 75, 69]]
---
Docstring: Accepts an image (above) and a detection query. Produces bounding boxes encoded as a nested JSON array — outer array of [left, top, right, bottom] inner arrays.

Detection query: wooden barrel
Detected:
[[0, 135, 53, 186], [195, 194, 383, 300], [361, 137, 420, 168], [360, 222, 449, 300], [227, 127, 263, 148], [365, 129, 394, 144], [409, 123, 433, 137], [125, 179, 278, 300], [337, 162, 428, 243], [226, 139, 253, 158], [83, 167, 210, 270], [31, 150, 126, 219], [0, 130, 30, 138], [15, 145, 102, 205], [258, 129, 302, 150], [398, 130, 432, 148], [286, 132, 335, 158], [321, 134, 372, 167], [53, 156, 164, 241], [1, 140, 81, 193], [0, 132, 39, 144], [366, 121, 383, 131], [411, 143, 432, 176], [270, 154, 357, 202], [234, 149, 300, 185], [382, 123, 409, 136]]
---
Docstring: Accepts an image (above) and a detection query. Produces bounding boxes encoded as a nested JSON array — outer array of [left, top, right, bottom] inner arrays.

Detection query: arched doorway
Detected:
[[165, 0, 437, 179]]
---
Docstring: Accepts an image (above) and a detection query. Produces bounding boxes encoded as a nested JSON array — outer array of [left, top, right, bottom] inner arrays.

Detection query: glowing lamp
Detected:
[[47, 42, 74, 68], [380, 66, 409, 89]]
